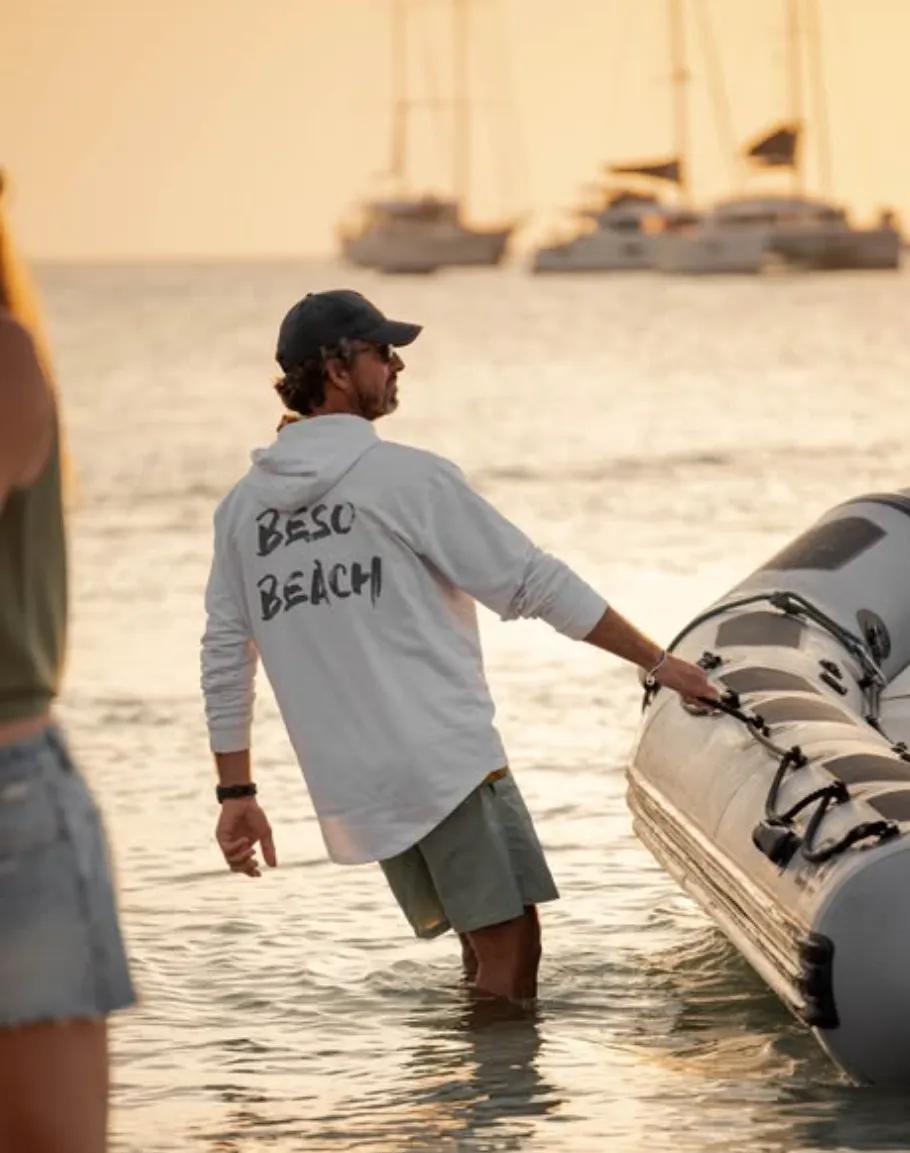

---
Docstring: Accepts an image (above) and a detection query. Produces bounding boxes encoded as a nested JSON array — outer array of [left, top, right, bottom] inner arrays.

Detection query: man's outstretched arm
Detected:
[[582, 607, 717, 703], [408, 459, 719, 703]]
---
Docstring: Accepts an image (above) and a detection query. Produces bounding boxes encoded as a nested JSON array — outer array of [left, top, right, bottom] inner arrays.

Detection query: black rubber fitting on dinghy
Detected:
[[819, 672, 848, 696], [752, 820, 801, 867], [797, 934, 838, 1029], [818, 659, 847, 696], [752, 747, 811, 867], [700, 690, 775, 738], [856, 608, 891, 662]]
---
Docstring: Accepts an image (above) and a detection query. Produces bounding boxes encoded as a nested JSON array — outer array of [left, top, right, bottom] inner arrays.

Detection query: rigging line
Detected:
[[469, 0, 502, 219], [668, 0, 690, 203], [452, 0, 470, 207], [805, 0, 832, 195], [786, 0, 804, 196], [389, 0, 408, 188], [414, 0, 447, 195], [487, 0, 524, 221], [607, 0, 632, 163], [693, 0, 741, 193]]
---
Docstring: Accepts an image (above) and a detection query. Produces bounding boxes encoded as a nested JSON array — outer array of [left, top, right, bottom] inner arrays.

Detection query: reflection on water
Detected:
[[40, 261, 910, 1152], [186, 996, 557, 1152], [335, 999, 559, 1152], [630, 926, 807, 1073]]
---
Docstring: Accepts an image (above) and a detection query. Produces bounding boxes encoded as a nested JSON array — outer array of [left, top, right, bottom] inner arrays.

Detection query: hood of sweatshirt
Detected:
[[246, 415, 380, 509]]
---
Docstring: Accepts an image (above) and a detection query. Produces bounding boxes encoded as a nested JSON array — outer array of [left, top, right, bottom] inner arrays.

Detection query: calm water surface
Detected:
[[39, 261, 910, 1151]]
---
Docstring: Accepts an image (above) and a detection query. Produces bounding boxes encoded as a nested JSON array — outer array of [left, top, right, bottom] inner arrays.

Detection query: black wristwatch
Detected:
[[216, 782, 258, 803]]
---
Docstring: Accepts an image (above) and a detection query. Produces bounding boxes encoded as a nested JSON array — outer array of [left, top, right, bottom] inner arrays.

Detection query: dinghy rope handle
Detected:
[[655, 586, 889, 733], [663, 589, 887, 696], [643, 589, 900, 865], [693, 689, 900, 866]]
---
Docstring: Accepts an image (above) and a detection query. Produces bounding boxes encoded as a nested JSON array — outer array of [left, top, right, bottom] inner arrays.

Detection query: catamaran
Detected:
[[655, 0, 901, 275]]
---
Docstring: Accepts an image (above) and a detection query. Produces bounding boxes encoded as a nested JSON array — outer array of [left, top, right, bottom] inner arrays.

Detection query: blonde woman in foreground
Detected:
[[0, 176, 134, 1153]]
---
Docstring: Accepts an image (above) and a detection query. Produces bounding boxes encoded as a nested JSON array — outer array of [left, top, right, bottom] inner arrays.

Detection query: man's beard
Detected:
[[360, 379, 398, 421], [381, 377, 399, 415]]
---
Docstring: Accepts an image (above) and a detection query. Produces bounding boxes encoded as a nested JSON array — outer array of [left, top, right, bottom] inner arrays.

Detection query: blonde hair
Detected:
[[0, 171, 75, 501]]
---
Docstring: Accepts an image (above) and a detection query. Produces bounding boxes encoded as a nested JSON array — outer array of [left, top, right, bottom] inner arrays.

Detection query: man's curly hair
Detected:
[[274, 341, 355, 417]]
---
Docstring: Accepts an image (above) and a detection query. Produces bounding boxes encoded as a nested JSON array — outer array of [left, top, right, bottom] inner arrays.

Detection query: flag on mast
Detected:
[[607, 157, 683, 184], [743, 124, 799, 168]]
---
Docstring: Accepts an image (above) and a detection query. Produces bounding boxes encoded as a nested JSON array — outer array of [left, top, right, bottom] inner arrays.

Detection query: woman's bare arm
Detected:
[[0, 313, 54, 508]]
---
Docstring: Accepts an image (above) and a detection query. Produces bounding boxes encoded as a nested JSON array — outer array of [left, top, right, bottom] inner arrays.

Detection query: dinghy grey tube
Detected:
[[628, 491, 910, 1084]]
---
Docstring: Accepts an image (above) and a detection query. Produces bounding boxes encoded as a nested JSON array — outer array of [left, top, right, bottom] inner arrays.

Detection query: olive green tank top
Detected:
[[0, 424, 67, 721]]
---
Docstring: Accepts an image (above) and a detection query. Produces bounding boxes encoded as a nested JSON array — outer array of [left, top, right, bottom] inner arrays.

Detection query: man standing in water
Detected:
[[201, 289, 716, 1002]]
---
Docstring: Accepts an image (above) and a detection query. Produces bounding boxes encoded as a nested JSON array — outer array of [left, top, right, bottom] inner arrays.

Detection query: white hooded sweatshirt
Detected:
[[201, 415, 607, 864]]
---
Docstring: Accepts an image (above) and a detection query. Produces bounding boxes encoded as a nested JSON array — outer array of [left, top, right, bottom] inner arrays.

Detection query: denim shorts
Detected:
[[379, 769, 559, 939], [0, 726, 135, 1028]]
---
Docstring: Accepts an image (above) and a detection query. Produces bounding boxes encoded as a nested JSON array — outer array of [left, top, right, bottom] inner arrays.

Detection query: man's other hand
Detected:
[[215, 798, 277, 878]]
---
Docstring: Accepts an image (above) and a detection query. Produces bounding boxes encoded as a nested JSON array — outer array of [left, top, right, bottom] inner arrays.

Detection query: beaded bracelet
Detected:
[[643, 649, 668, 689]]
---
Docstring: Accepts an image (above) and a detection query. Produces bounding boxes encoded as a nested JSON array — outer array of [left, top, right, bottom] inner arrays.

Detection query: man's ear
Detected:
[[325, 356, 352, 392]]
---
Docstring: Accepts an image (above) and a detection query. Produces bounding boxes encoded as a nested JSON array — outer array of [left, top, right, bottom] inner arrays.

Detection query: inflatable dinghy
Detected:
[[628, 491, 910, 1084]]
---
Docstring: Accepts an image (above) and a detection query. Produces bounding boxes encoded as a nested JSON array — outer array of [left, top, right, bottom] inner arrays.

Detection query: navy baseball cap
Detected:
[[276, 289, 422, 372]]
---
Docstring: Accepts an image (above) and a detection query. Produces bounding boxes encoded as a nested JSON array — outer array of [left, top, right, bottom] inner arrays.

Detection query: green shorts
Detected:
[[379, 768, 559, 939]]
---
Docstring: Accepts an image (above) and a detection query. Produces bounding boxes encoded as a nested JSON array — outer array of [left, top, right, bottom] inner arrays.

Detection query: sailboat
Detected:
[[720, 118, 902, 271], [656, 0, 901, 274], [339, 0, 515, 274], [531, 168, 688, 275], [653, 0, 768, 274], [531, 4, 690, 274], [530, 0, 767, 276]]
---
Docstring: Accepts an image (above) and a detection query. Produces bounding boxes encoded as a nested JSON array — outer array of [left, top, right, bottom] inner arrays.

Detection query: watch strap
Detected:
[[216, 782, 258, 803]]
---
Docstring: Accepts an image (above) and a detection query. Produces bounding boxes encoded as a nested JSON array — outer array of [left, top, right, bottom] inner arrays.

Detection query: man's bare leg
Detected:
[[464, 906, 541, 1002], [459, 932, 479, 982], [0, 1017, 109, 1153]]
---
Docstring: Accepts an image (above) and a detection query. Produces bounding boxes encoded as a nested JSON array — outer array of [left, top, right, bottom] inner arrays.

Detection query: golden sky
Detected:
[[2, 0, 908, 260]]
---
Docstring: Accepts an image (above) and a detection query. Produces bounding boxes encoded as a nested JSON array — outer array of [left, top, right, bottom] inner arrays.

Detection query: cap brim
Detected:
[[364, 319, 423, 348]]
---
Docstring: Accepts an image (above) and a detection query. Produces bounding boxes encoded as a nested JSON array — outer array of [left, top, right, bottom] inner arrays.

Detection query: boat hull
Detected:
[[653, 229, 765, 274], [629, 492, 910, 1082], [531, 232, 657, 272], [342, 225, 511, 272], [767, 225, 901, 270]]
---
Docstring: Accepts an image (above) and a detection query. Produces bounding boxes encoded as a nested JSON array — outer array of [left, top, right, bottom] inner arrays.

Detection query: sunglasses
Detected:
[[349, 342, 395, 364]]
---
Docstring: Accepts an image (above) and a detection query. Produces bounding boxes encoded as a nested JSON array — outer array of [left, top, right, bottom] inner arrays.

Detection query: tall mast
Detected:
[[390, 0, 408, 191], [669, 0, 690, 203], [787, 0, 804, 195], [806, 0, 831, 195], [452, 0, 470, 208], [693, 0, 739, 192]]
